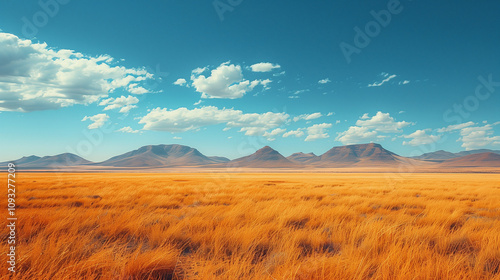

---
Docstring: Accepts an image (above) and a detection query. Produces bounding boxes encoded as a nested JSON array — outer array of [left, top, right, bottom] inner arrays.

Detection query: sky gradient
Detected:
[[0, 0, 499, 161]]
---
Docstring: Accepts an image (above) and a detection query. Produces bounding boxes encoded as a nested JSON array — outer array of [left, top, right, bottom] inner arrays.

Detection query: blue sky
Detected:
[[0, 0, 499, 161]]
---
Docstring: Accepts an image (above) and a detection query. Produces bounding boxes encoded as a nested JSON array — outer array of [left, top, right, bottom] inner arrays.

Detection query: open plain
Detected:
[[1, 173, 500, 280]]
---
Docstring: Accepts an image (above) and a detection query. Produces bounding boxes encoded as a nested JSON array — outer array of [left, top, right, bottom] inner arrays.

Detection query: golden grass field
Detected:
[[1, 173, 500, 280]]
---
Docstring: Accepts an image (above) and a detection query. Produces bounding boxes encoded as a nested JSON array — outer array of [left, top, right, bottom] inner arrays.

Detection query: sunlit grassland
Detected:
[[1, 173, 500, 280]]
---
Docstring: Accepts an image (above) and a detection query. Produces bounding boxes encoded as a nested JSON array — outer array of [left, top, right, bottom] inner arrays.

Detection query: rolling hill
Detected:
[[96, 144, 221, 167], [439, 152, 500, 167], [2, 153, 92, 168], [413, 149, 500, 161], [2, 143, 500, 171], [230, 146, 298, 168], [313, 143, 408, 167], [286, 152, 319, 163]]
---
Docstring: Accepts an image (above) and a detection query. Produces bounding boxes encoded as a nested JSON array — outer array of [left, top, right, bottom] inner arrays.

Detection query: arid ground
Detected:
[[2, 173, 500, 280]]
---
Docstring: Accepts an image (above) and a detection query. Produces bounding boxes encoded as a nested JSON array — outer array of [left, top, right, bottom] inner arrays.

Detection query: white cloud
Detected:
[[368, 73, 397, 87], [403, 129, 441, 146], [193, 100, 202, 105], [336, 126, 379, 145], [318, 78, 331, 84], [259, 79, 272, 89], [139, 106, 289, 136], [293, 112, 322, 122], [263, 128, 286, 141], [283, 129, 305, 138], [82, 114, 109, 130], [192, 67, 207, 75], [173, 136, 182, 140], [305, 123, 332, 141], [273, 71, 286, 77], [119, 106, 137, 114], [292, 89, 309, 95], [173, 78, 188, 86], [336, 112, 411, 144], [128, 84, 149, 94], [437, 121, 475, 133], [458, 124, 500, 150], [436, 122, 500, 150], [250, 62, 281, 72], [0, 32, 152, 112], [399, 80, 410, 85], [117, 126, 140, 134], [190, 62, 265, 99], [355, 112, 412, 133], [327, 112, 334, 117], [99, 95, 139, 113]]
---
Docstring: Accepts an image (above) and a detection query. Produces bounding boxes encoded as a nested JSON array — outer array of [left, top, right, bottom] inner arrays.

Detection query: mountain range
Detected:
[[412, 149, 500, 161], [2, 143, 500, 170], [94, 144, 229, 167]]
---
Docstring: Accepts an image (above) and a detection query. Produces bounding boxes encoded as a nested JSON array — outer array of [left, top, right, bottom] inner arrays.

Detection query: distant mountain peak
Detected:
[[412, 149, 500, 161], [255, 146, 279, 155], [316, 143, 401, 166], [96, 144, 218, 167], [287, 152, 319, 163], [231, 146, 297, 167], [440, 152, 500, 167]]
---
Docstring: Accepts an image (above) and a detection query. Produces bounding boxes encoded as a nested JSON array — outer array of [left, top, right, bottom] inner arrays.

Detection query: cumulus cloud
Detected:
[[250, 62, 281, 72], [336, 112, 411, 144], [173, 78, 188, 87], [355, 112, 412, 133], [192, 67, 207, 75], [318, 78, 331, 84], [368, 72, 397, 87], [437, 121, 475, 133], [435, 122, 500, 150], [283, 128, 305, 138], [336, 126, 379, 145], [82, 114, 109, 129], [0, 32, 152, 112], [139, 106, 289, 136], [117, 126, 140, 133], [457, 124, 500, 150], [293, 113, 322, 122], [190, 62, 266, 99], [263, 128, 286, 141], [99, 95, 139, 113], [305, 123, 332, 142], [128, 84, 149, 94], [259, 79, 272, 90], [403, 129, 441, 146]]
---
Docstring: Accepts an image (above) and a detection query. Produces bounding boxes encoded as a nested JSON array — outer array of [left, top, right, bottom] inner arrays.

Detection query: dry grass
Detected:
[[1, 173, 500, 280]]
